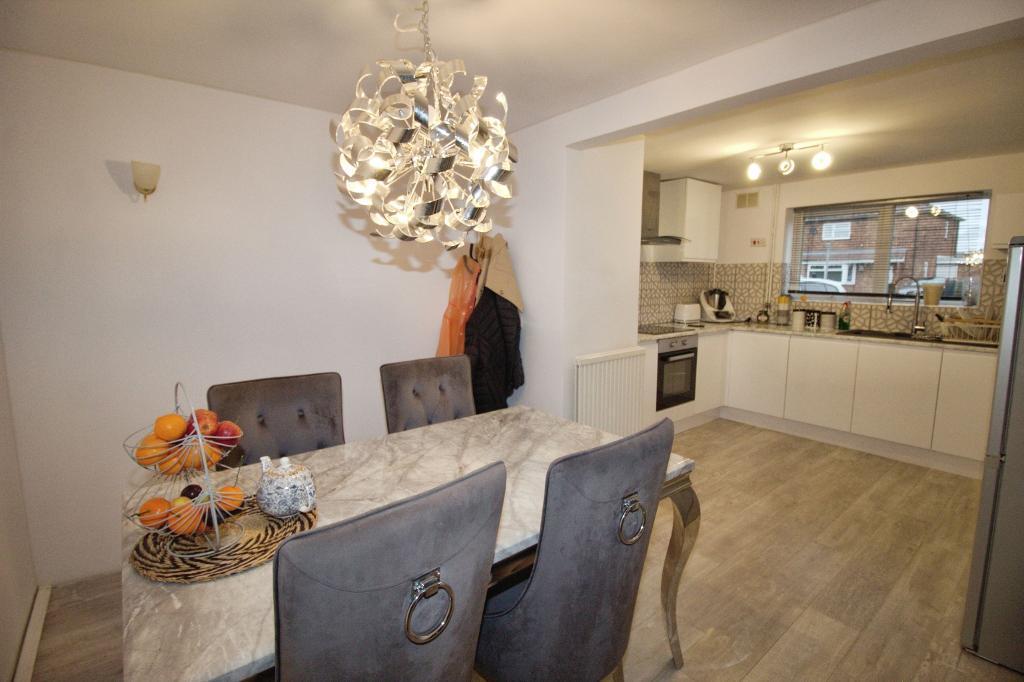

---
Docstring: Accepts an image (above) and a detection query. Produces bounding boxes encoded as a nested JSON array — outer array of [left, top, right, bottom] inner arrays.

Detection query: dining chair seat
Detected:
[[474, 419, 674, 682], [380, 355, 475, 434], [207, 372, 344, 466], [274, 462, 507, 681]]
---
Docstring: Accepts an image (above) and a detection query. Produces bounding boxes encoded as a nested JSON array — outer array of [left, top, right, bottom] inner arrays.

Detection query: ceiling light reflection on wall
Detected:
[[746, 161, 763, 181], [905, 206, 919, 218]]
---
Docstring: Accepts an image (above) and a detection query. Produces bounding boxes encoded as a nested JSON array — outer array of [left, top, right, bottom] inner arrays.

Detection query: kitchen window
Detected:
[[786, 191, 990, 299]]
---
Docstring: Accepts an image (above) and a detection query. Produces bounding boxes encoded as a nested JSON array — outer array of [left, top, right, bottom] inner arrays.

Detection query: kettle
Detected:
[[256, 456, 317, 518]]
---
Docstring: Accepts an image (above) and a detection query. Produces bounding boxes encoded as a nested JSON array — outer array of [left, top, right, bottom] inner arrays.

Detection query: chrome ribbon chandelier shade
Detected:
[[330, 0, 517, 250]]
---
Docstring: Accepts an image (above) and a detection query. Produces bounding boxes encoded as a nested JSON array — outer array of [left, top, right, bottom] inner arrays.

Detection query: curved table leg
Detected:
[[660, 476, 701, 669]]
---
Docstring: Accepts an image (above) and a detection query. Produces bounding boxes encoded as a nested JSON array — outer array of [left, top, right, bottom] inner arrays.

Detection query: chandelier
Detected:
[[330, 0, 517, 250], [746, 142, 832, 181]]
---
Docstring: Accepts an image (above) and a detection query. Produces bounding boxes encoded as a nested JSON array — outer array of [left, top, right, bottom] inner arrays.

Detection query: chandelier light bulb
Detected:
[[746, 161, 762, 181], [811, 148, 832, 171], [905, 205, 920, 219], [778, 155, 796, 176]]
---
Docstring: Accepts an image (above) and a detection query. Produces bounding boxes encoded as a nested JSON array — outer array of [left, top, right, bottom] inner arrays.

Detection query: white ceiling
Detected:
[[644, 39, 1024, 188], [0, 0, 879, 130]]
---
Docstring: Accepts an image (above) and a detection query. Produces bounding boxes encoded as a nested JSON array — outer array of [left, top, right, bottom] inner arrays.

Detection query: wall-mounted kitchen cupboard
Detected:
[[642, 178, 721, 262]]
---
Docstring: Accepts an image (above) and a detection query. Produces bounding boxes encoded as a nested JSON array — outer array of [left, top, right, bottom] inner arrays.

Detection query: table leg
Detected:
[[660, 478, 701, 669]]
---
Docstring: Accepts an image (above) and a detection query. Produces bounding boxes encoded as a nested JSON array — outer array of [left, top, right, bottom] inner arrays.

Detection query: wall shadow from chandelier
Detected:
[[333, 179, 517, 274]]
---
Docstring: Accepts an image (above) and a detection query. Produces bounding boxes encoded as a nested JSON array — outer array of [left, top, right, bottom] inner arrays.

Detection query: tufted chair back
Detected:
[[207, 372, 344, 466], [474, 419, 674, 681], [274, 461, 507, 681], [380, 355, 476, 434]]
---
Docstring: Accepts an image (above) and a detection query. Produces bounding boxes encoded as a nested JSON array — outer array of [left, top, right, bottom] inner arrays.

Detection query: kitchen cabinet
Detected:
[[726, 331, 789, 417], [653, 178, 721, 262], [784, 336, 859, 431], [851, 343, 942, 448], [692, 331, 727, 414], [932, 350, 997, 460]]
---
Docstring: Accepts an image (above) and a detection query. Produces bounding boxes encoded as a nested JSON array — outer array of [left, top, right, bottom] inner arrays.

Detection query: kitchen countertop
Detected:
[[639, 321, 998, 353]]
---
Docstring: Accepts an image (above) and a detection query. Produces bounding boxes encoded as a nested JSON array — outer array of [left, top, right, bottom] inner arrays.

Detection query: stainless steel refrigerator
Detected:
[[962, 235, 1024, 673]]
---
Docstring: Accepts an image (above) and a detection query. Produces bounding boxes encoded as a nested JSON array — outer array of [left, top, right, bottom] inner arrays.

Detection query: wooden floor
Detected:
[[31, 419, 1022, 681]]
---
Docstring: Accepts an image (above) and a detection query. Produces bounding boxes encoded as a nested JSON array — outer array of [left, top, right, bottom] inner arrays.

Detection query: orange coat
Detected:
[[437, 255, 482, 356]]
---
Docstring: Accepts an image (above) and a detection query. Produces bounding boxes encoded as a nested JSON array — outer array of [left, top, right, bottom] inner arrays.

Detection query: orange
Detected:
[[167, 502, 202, 535], [202, 442, 223, 469], [135, 433, 169, 467], [216, 485, 245, 512], [138, 497, 171, 529], [156, 448, 185, 475], [178, 442, 202, 470], [154, 413, 188, 441]]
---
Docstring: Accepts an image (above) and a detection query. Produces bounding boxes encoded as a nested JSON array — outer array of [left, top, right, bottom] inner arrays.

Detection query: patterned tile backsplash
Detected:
[[639, 259, 1008, 335]]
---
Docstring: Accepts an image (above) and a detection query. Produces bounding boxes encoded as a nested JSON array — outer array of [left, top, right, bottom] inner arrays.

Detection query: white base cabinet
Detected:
[[693, 331, 727, 414], [784, 336, 859, 431], [932, 350, 997, 460], [851, 343, 943, 449], [726, 332, 790, 418]]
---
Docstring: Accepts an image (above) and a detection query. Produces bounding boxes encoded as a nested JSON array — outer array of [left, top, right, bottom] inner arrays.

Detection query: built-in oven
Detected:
[[656, 335, 697, 410]]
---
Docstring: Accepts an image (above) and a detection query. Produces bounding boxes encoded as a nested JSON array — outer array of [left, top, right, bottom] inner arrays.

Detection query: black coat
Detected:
[[464, 289, 524, 413]]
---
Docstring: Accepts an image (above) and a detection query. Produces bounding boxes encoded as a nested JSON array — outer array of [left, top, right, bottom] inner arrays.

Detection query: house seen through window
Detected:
[[786, 191, 990, 299]]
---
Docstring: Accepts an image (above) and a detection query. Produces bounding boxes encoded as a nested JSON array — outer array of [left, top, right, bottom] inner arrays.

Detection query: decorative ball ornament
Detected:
[[330, 0, 517, 250]]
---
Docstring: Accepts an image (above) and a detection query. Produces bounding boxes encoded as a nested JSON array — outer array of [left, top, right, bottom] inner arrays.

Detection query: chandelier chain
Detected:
[[418, 0, 435, 62]]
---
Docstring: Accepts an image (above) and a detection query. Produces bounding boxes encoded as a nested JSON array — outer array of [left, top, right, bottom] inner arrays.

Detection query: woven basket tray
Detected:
[[130, 500, 316, 584]]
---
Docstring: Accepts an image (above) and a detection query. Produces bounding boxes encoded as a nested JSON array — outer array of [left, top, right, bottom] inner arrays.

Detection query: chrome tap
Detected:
[[887, 276, 927, 336]]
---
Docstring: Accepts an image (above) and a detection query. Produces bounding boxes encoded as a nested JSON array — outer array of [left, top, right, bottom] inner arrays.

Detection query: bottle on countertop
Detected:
[[838, 301, 852, 331]]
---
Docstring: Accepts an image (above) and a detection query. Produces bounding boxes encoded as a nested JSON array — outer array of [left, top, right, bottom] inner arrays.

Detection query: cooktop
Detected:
[[638, 324, 698, 335]]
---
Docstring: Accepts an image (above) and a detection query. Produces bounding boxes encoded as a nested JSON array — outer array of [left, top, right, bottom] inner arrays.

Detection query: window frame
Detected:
[[785, 190, 990, 302]]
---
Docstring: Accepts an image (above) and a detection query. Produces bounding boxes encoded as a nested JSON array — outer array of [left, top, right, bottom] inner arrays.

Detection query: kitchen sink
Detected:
[[836, 328, 989, 347]]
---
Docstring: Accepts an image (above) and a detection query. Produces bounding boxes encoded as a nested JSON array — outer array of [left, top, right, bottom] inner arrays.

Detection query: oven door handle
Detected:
[[664, 352, 696, 362]]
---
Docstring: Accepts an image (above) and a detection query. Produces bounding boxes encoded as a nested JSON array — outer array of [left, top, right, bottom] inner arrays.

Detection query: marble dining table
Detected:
[[122, 406, 700, 681]]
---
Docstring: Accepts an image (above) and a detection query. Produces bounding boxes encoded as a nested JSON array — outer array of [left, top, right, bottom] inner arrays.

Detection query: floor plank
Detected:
[[31, 419, 1021, 682]]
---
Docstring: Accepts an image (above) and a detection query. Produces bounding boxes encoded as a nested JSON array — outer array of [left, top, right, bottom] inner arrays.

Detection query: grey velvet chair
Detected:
[[474, 419, 674, 682], [207, 372, 344, 466], [274, 462, 507, 681], [380, 355, 476, 434]]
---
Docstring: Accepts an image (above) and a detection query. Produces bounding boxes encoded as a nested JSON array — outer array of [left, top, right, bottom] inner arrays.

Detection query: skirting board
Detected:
[[668, 409, 721, 434], [718, 407, 983, 479], [13, 584, 51, 682]]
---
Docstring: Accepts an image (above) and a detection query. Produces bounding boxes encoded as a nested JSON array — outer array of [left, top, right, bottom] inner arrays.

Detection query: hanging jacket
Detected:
[[464, 288, 524, 413], [437, 255, 482, 357]]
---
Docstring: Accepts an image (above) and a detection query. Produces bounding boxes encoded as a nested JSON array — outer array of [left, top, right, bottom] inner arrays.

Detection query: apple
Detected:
[[170, 496, 191, 509], [185, 409, 218, 436], [213, 420, 242, 448]]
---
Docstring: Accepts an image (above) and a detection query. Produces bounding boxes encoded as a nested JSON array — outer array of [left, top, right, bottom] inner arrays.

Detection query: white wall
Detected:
[[564, 138, 645, 411], [719, 151, 1024, 263], [0, 319, 37, 681], [0, 50, 471, 584]]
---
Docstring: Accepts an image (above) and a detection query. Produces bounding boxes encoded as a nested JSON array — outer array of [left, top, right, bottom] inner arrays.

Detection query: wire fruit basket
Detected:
[[122, 383, 247, 558]]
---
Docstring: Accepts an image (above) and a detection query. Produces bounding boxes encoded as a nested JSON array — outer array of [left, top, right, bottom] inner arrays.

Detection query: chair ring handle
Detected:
[[617, 493, 647, 546], [404, 569, 455, 645]]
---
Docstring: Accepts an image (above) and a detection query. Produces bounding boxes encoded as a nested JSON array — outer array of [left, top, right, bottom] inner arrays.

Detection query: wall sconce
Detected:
[[131, 161, 161, 201]]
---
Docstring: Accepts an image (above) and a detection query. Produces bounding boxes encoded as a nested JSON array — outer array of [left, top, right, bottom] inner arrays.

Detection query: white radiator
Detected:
[[574, 346, 645, 436]]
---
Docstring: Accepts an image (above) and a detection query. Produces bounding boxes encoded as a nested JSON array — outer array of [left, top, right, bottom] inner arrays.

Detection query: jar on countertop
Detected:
[[256, 456, 317, 518]]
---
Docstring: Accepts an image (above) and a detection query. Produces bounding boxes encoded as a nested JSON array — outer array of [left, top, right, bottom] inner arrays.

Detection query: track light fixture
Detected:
[[746, 142, 834, 181]]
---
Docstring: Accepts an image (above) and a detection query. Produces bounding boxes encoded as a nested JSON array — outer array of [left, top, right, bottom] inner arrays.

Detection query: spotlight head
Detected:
[[746, 161, 762, 181], [811, 149, 832, 170], [778, 157, 796, 176]]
